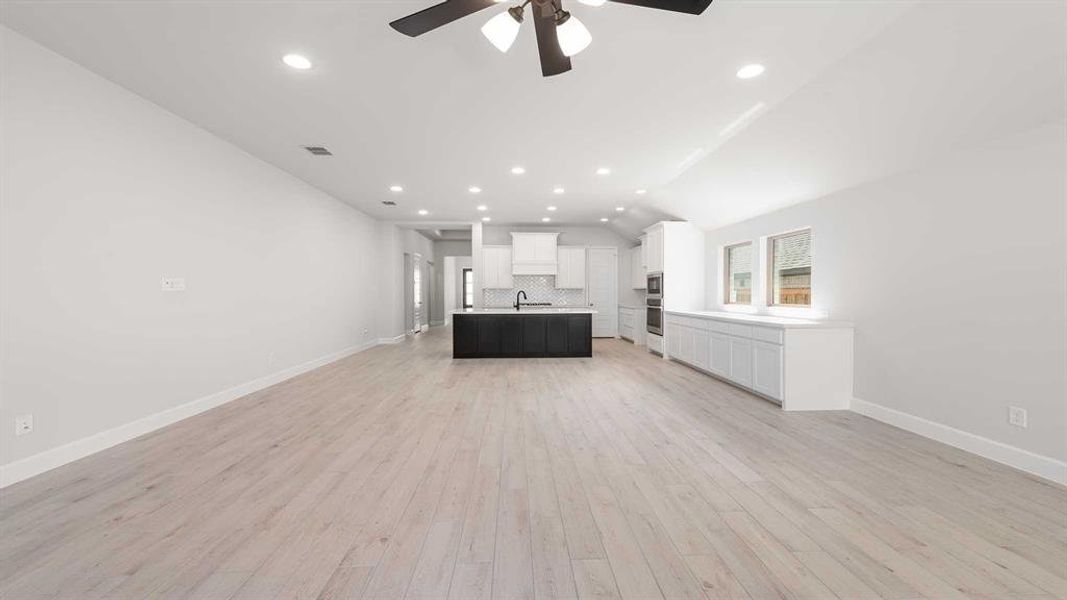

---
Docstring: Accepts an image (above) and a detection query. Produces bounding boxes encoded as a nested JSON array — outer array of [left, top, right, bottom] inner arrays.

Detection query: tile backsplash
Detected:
[[484, 275, 587, 308]]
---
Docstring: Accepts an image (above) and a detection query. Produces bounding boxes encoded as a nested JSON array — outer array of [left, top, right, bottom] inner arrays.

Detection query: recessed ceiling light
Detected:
[[547, 206, 557, 211], [615, 206, 626, 212], [596, 167, 611, 176], [600, 217, 609, 222], [511, 166, 526, 175], [736, 63, 766, 79], [635, 189, 647, 195], [553, 187, 565, 194], [390, 185, 403, 193], [476, 205, 488, 211], [282, 54, 312, 70], [469, 186, 482, 194], [542, 217, 551, 222], [482, 216, 492, 222], [418, 209, 429, 216]]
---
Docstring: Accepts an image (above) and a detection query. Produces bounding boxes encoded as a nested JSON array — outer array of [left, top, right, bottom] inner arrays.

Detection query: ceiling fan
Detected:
[[389, 0, 713, 77]]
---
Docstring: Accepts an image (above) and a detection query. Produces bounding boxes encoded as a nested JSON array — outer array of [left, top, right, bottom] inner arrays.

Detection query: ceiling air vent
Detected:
[[303, 146, 333, 156], [382, 201, 397, 206]]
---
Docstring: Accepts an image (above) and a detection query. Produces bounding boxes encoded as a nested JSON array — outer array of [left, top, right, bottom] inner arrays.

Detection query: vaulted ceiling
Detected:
[[2, 0, 1063, 239]]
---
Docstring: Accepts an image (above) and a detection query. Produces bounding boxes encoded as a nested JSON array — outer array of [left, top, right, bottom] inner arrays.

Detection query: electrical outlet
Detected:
[[161, 276, 186, 292], [15, 414, 33, 437], [1008, 406, 1028, 428]]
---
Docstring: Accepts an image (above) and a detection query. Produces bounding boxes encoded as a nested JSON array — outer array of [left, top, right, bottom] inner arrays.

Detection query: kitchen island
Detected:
[[452, 308, 595, 359]]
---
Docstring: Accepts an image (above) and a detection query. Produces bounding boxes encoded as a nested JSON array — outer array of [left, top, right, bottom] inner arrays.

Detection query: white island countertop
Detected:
[[664, 309, 852, 329], [454, 308, 598, 315]]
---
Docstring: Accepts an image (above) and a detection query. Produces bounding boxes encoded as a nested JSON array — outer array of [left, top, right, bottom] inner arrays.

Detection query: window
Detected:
[[768, 229, 812, 307], [724, 243, 752, 304], [462, 268, 474, 309]]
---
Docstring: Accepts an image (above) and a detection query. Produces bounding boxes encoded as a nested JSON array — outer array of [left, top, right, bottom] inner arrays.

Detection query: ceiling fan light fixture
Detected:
[[555, 11, 592, 57], [482, 7, 524, 53], [578, 0, 607, 6]]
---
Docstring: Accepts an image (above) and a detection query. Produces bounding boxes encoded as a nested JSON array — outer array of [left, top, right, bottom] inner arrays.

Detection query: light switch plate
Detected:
[[162, 277, 186, 292]]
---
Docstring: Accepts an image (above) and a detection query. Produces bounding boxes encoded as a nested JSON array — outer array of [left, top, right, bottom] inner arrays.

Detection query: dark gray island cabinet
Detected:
[[452, 310, 594, 358]]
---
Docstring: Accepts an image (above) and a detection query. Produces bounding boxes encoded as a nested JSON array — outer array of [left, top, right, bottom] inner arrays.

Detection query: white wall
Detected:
[[482, 225, 645, 308], [443, 256, 473, 324], [0, 28, 386, 478], [375, 225, 435, 338], [433, 240, 472, 324], [702, 121, 1067, 470]]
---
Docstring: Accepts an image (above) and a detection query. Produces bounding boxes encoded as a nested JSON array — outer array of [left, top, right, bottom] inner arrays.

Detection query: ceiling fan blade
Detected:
[[390, 0, 498, 37], [607, 0, 713, 15], [533, 1, 572, 77]]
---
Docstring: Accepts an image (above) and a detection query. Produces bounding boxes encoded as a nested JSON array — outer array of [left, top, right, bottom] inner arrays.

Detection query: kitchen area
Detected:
[[453, 230, 606, 358], [455, 220, 854, 412]]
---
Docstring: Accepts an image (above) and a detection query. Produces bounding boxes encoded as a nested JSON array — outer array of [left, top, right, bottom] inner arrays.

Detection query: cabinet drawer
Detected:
[[669, 315, 710, 331], [751, 326, 783, 345], [728, 324, 754, 339], [707, 319, 731, 334]]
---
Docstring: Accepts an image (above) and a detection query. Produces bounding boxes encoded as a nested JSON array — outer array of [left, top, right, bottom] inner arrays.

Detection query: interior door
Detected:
[[412, 253, 424, 333], [587, 247, 618, 338]]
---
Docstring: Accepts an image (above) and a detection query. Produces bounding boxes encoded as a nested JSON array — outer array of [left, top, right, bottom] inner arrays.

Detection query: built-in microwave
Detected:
[[647, 273, 663, 298]]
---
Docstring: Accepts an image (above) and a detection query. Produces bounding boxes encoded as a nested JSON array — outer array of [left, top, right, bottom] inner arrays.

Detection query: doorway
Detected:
[[588, 247, 618, 338]]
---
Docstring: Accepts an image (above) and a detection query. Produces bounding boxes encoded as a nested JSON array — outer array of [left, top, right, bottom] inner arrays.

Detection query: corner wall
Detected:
[[0, 27, 385, 484], [702, 122, 1067, 481]]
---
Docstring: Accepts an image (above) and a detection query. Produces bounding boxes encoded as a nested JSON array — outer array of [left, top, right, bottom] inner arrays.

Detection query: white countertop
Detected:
[[618, 304, 647, 310], [454, 308, 598, 315], [665, 309, 852, 329]]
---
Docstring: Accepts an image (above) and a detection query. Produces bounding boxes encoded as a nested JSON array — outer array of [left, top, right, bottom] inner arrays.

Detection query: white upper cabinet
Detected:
[[631, 245, 646, 289], [645, 226, 664, 273], [556, 246, 587, 289], [511, 232, 559, 275], [482, 245, 514, 289]]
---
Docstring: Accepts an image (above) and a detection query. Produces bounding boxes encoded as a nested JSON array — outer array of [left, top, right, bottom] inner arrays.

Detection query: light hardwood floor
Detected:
[[2, 328, 1066, 600]]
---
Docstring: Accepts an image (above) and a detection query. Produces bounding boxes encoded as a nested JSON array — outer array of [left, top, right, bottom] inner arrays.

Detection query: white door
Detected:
[[587, 247, 618, 338]]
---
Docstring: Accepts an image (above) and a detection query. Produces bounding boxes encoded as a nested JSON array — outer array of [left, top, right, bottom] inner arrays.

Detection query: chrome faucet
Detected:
[[514, 290, 527, 311]]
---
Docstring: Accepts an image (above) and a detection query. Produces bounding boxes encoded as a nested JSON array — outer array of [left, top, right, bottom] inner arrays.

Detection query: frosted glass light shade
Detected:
[[578, 0, 607, 6], [556, 14, 591, 57], [482, 10, 522, 53]]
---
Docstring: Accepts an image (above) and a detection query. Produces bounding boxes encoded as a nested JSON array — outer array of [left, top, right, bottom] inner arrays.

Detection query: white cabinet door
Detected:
[[645, 227, 664, 273], [631, 246, 646, 289], [709, 332, 730, 377], [482, 246, 513, 289], [753, 341, 784, 401], [729, 337, 753, 388], [556, 246, 586, 289], [640, 235, 648, 268], [666, 322, 682, 357], [692, 328, 710, 371]]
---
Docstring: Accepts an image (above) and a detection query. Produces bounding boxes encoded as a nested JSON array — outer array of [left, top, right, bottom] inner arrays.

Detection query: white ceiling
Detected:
[[2, 0, 1063, 238]]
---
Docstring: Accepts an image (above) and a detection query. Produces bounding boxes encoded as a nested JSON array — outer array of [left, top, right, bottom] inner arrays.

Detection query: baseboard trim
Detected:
[[851, 398, 1067, 486], [0, 339, 381, 489], [378, 334, 406, 344]]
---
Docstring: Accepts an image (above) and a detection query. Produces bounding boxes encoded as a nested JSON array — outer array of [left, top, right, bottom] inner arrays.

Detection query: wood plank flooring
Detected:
[[2, 327, 1066, 600]]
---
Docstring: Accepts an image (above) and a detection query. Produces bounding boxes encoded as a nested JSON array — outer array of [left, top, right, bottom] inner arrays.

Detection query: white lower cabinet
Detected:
[[752, 341, 784, 401], [728, 337, 753, 388], [664, 311, 853, 411], [709, 332, 731, 377]]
